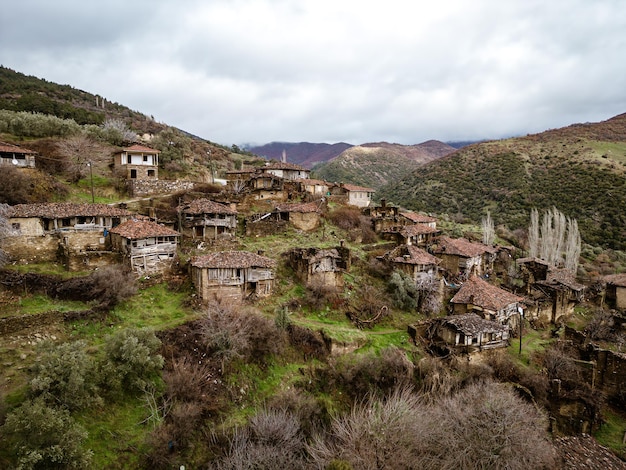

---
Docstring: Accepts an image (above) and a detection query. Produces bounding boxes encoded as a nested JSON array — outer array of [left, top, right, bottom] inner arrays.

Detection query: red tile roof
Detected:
[[0, 141, 37, 154], [451, 276, 522, 311], [117, 144, 160, 154], [262, 162, 308, 171], [191, 251, 276, 269], [400, 212, 437, 224], [178, 199, 237, 215], [342, 183, 375, 192], [9, 203, 134, 219], [387, 245, 440, 266], [108, 219, 180, 239], [275, 201, 322, 213], [433, 236, 496, 257], [439, 314, 509, 336], [295, 178, 329, 186], [554, 434, 626, 469], [605, 273, 626, 287], [399, 224, 439, 237]]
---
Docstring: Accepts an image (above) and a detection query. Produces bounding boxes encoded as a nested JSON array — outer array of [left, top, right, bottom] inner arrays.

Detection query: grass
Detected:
[[594, 408, 626, 459], [507, 327, 554, 367], [77, 397, 154, 469], [8, 294, 91, 317]]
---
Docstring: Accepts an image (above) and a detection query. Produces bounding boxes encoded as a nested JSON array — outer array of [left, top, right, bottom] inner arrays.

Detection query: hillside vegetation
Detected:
[[312, 140, 454, 190], [378, 113, 626, 249]]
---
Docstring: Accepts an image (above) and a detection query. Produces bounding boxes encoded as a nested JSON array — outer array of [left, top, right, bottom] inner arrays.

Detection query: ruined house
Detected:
[[365, 199, 400, 233], [0, 141, 37, 168], [603, 273, 626, 310], [432, 236, 497, 278], [112, 144, 160, 180], [246, 174, 287, 201], [6, 203, 135, 268], [450, 275, 523, 329], [378, 244, 440, 282], [273, 201, 323, 231], [177, 199, 238, 240], [190, 251, 276, 303], [225, 169, 256, 193], [295, 178, 330, 197], [517, 258, 585, 323], [424, 313, 510, 354], [258, 162, 310, 180], [287, 243, 351, 289], [108, 219, 180, 274], [388, 223, 440, 248]]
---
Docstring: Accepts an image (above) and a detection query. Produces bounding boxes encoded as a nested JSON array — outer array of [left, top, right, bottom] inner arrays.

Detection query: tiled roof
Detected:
[[605, 273, 626, 287], [275, 202, 322, 213], [292, 247, 341, 263], [295, 178, 329, 186], [178, 199, 237, 215], [0, 141, 37, 154], [117, 144, 160, 154], [261, 162, 308, 171], [433, 236, 496, 257], [108, 219, 180, 239], [342, 183, 375, 192], [451, 275, 522, 311], [542, 267, 586, 291], [399, 224, 439, 237], [439, 314, 509, 336], [554, 434, 626, 469], [191, 251, 276, 269], [387, 245, 440, 266], [9, 203, 134, 219], [399, 212, 437, 224]]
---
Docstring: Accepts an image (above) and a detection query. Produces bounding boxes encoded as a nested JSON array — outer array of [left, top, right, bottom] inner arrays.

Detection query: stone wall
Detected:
[[127, 179, 195, 197], [3, 235, 59, 263]]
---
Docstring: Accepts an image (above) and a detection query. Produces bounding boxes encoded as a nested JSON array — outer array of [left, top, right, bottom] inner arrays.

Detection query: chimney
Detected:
[[381, 199, 386, 208], [340, 239, 345, 247]]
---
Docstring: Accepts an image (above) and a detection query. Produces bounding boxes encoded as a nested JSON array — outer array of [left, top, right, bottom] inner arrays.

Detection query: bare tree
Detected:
[[481, 210, 495, 246], [528, 208, 539, 258], [56, 135, 108, 182], [416, 274, 442, 316], [564, 217, 581, 274]]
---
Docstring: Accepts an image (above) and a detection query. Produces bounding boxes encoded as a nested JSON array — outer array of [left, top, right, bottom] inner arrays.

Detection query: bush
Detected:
[[29, 340, 101, 412], [389, 270, 418, 310], [1, 398, 93, 469], [89, 266, 137, 309], [101, 328, 164, 396]]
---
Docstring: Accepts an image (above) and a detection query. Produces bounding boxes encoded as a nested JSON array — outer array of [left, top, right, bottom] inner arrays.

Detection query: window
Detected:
[[143, 155, 148, 162], [147, 169, 155, 177], [11, 222, 20, 231], [127, 154, 132, 164]]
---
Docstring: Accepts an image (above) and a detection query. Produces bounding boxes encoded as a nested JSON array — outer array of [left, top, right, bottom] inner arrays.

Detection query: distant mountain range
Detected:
[[245, 139, 459, 169]]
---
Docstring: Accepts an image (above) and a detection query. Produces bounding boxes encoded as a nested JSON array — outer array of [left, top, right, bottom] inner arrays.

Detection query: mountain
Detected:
[[377, 113, 626, 250], [312, 141, 455, 190], [245, 142, 353, 168]]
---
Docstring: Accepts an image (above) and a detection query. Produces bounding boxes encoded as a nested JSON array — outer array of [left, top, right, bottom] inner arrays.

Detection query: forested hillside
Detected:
[[378, 113, 626, 249]]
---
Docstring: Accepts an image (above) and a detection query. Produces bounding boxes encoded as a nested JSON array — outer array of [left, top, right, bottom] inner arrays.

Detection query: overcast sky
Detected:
[[2, 0, 625, 146]]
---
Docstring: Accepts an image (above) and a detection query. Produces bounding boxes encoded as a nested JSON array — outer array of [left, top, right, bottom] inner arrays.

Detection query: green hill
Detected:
[[377, 113, 626, 249]]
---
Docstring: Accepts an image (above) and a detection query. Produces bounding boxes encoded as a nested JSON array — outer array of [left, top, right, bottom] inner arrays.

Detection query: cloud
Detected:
[[2, 0, 626, 145]]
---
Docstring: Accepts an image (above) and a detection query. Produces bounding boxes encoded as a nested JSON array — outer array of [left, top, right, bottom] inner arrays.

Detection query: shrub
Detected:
[[1, 398, 93, 469], [89, 266, 137, 309], [388, 270, 418, 310], [29, 340, 101, 411], [101, 328, 164, 396]]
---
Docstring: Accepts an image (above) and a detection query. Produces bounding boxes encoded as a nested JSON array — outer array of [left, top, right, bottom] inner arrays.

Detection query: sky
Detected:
[[2, 0, 626, 147]]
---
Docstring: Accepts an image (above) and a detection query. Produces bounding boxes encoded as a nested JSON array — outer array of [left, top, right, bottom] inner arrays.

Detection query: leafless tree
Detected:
[[528, 208, 540, 258], [56, 134, 108, 182], [416, 274, 442, 316], [481, 210, 495, 246], [564, 217, 581, 273]]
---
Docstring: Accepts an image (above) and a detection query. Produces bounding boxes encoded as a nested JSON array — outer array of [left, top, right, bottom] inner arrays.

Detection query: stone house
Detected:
[[113, 144, 160, 180], [0, 141, 37, 168], [295, 178, 330, 197], [432, 236, 497, 278], [365, 199, 401, 233], [190, 251, 276, 303], [425, 314, 510, 354], [108, 219, 180, 274], [450, 275, 523, 329], [246, 174, 287, 201], [258, 162, 310, 180], [5, 203, 135, 268], [330, 183, 375, 208], [288, 243, 351, 289], [390, 223, 440, 248], [225, 169, 256, 192], [378, 244, 440, 282], [273, 201, 323, 231], [399, 211, 437, 228], [177, 199, 238, 240], [517, 258, 585, 323], [604, 273, 626, 310]]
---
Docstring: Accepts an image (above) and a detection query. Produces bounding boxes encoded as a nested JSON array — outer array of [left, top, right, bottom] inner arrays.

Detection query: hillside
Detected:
[[245, 141, 353, 168], [377, 113, 626, 249], [312, 141, 454, 190]]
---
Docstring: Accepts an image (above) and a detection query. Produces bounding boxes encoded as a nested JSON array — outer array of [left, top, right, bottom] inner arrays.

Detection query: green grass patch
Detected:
[[594, 408, 626, 459], [10, 294, 91, 317], [108, 282, 196, 330], [77, 397, 154, 469], [357, 330, 412, 353], [4, 262, 90, 278], [507, 327, 553, 366]]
